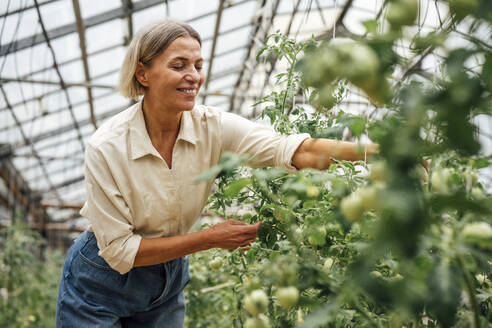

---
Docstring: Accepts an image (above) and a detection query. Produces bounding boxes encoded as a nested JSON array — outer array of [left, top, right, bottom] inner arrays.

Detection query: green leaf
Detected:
[[256, 45, 268, 60], [224, 178, 252, 199], [298, 303, 337, 328], [194, 165, 222, 182], [429, 192, 491, 214], [472, 157, 491, 169], [362, 19, 379, 34], [476, 291, 492, 303]]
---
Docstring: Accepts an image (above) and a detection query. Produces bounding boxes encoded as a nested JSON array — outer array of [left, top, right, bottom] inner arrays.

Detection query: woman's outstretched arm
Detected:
[[291, 138, 379, 170]]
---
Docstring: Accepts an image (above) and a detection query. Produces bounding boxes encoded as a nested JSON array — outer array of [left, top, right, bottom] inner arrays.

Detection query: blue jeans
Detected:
[[56, 230, 190, 327]]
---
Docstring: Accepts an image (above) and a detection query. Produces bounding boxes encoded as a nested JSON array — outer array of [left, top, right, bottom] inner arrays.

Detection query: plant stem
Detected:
[[352, 297, 381, 328], [457, 255, 480, 328]]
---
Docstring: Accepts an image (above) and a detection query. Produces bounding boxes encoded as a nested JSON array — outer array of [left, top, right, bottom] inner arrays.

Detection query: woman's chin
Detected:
[[180, 102, 196, 111]]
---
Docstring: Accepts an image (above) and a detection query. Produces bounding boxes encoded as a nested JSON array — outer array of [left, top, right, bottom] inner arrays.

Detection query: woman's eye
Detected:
[[195, 66, 203, 70], [173, 66, 184, 70]]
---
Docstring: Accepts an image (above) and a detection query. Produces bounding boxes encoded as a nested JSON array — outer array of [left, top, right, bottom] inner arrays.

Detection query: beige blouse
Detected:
[[80, 101, 310, 274]]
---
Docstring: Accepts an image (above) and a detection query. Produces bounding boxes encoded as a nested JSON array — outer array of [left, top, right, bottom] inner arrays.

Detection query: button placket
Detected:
[[170, 145, 184, 234]]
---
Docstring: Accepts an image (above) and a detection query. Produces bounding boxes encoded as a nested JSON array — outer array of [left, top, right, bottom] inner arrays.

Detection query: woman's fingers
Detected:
[[207, 220, 262, 250]]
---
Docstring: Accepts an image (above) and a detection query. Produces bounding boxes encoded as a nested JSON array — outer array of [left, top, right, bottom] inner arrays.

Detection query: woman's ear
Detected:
[[135, 61, 149, 87]]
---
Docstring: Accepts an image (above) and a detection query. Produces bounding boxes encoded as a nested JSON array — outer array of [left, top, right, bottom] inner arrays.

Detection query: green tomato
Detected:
[[244, 314, 270, 328], [389, 274, 404, 282], [317, 84, 339, 110], [291, 225, 304, 243], [357, 186, 379, 210], [308, 226, 327, 246], [273, 207, 292, 223], [209, 258, 222, 271], [430, 168, 452, 193], [244, 290, 269, 315], [449, 0, 478, 20], [340, 193, 365, 222], [465, 169, 478, 185], [463, 222, 492, 250], [475, 274, 487, 285], [370, 271, 383, 279], [386, 0, 418, 27], [370, 161, 388, 183], [276, 286, 299, 308], [342, 43, 380, 91], [471, 187, 483, 198], [303, 47, 338, 87], [323, 257, 334, 269], [244, 276, 262, 292], [306, 186, 320, 198]]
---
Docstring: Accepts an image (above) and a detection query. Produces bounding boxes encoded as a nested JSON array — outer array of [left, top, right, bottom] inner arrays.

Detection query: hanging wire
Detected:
[[0, 0, 12, 44], [333, 0, 337, 40], [32, 0, 85, 154], [0, 0, 26, 75]]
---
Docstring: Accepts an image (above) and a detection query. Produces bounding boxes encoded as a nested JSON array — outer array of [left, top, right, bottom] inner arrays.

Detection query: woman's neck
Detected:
[[141, 96, 182, 142]]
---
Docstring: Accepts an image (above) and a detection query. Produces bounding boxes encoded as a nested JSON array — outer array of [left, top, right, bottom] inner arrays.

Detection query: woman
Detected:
[[55, 20, 377, 327]]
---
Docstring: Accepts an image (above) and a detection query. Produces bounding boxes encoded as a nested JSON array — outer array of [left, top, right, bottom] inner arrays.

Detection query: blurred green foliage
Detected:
[[0, 216, 64, 328]]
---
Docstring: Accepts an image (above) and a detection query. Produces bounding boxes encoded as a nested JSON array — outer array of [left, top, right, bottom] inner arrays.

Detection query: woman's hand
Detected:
[[204, 219, 261, 250]]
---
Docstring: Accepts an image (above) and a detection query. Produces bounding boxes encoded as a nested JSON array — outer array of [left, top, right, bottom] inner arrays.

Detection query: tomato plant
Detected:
[[0, 216, 64, 328], [186, 1, 492, 327]]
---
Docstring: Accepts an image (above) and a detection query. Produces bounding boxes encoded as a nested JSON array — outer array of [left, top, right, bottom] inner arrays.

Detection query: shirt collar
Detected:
[[130, 101, 197, 160]]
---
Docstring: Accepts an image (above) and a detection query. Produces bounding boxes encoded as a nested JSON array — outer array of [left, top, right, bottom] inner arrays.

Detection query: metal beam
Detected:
[[0, 23, 250, 115], [28, 157, 84, 185], [0, 143, 50, 226], [14, 153, 85, 162], [0, 0, 61, 19], [229, 0, 281, 114], [33, 0, 86, 155], [41, 201, 83, 210], [201, 0, 226, 105], [72, 0, 97, 130], [13, 103, 123, 148], [40, 174, 85, 193], [314, 0, 328, 26], [0, 0, 255, 57], [0, 0, 165, 57], [315, 0, 354, 41], [0, 85, 61, 201], [9, 42, 124, 88], [0, 90, 114, 135], [0, 68, 120, 115], [121, 0, 134, 46], [257, 0, 302, 107], [0, 77, 115, 89]]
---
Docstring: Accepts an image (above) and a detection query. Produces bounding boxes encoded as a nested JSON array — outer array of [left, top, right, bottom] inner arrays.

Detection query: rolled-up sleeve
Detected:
[[220, 111, 310, 173], [80, 144, 142, 274]]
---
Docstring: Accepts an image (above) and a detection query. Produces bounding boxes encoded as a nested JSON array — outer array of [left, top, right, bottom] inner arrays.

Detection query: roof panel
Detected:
[[0, 43, 52, 77], [87, 46, 126, 80], [0, 7, 39, 44], [79, 0, 121, 19], [38, 0, 75, 30], [85, 19, 125, 53]]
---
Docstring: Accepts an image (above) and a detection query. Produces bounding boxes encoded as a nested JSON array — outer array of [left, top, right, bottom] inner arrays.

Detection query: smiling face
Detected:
[[136, 36, 205, 113]]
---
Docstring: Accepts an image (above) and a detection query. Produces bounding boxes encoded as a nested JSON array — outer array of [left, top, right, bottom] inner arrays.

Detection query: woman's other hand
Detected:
[[204, 220, 261, 250]]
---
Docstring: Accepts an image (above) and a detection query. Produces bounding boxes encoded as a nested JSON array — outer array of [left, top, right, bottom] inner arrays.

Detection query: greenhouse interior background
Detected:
[[0, 0, 491, 326]]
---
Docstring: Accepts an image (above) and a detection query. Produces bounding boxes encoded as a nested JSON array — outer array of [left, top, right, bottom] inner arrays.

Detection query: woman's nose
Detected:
[[185, 69, 201, 82]]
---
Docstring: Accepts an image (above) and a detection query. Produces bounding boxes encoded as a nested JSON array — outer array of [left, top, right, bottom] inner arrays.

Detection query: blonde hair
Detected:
[[119, 19, 201, 100]]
